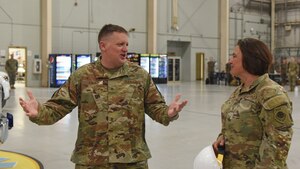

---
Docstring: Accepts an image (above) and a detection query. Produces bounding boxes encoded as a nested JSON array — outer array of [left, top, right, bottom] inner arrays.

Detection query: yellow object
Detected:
[[217, 153, 224, 167], [0, 150, 43, 169]]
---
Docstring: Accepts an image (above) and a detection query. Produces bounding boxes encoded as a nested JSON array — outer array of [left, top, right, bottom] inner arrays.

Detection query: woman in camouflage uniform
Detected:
[[213, 38, 293, 168]]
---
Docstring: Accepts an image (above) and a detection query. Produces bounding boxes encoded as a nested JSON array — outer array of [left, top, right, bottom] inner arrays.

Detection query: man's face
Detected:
[[99, 32, 128, 69]]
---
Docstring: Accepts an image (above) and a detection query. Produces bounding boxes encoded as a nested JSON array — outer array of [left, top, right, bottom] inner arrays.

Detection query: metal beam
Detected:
[[271, 0, 275, 54], [147, 0, 157, 53], [275, 0, 300, 5], [41, 0, 52, 87], [249, 0, 271, 4]]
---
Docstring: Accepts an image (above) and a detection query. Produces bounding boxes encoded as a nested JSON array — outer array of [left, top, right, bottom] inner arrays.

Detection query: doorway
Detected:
[[168, 57, 181, 82], [8, 47, 27, 87], [167, 40, 191, 81], [196, 53, 205, 80]]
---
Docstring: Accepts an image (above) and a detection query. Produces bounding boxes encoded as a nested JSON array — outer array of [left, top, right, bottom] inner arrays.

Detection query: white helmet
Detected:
[[193, 145, 222, 169]]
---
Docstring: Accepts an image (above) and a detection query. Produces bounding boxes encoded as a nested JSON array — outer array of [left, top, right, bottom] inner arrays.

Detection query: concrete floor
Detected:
[[1, 81, 299, 169]]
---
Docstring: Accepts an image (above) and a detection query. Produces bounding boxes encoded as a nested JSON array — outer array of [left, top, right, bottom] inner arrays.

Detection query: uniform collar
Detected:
[[239, 73, 268, 93], [94, 59, 129, 79]]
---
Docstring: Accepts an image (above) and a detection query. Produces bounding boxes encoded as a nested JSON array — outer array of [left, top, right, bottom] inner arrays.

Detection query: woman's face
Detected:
[[229, 45, 246, 77]]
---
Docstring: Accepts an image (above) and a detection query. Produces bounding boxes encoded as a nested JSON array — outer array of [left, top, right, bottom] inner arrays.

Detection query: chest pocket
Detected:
[[107, 80, 143, 113], [238, 98, 260, 116], [80, 81, 108, 124], [225, 98, 261, 135]]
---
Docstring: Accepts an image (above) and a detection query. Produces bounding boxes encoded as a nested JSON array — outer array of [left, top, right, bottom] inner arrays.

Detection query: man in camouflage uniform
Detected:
[[280, 57, 288, 85], [287, 56, 299, 91], [19, 24, 188, 169], [5, 53, 18, 89], [225, 61, 232, 86], [213, 38, 293, 168]]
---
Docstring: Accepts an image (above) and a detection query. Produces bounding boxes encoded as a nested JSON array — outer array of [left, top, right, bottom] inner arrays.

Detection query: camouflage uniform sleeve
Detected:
[[5, 61, 8, 71], [296, 63, 299, 75], [144, 74, 171, 126], [256, 92, 293, 168], [30, 75, 79, 125], [15, 60, 18, 71]]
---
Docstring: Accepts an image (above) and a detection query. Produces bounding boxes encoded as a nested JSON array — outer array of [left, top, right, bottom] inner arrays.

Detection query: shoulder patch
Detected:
[[275, 111, 286, 123], [272, 105, 293, 129]]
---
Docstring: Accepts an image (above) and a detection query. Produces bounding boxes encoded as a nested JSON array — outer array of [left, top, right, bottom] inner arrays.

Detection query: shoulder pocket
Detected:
[[262, 95, 290, 110]]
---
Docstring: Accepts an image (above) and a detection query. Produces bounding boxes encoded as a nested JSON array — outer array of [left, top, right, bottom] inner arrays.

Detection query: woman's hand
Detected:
[[213, 135, 225, 155]]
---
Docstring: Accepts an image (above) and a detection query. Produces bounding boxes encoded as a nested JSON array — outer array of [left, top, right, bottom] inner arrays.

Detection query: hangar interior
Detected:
[[0, 0, 299, 169]]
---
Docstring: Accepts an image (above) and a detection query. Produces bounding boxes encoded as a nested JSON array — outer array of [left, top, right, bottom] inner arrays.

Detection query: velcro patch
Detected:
[[275, 111, 286, 123]]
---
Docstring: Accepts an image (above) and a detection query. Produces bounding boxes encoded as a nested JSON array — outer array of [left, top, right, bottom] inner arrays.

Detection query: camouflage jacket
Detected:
[[30, 60, 175, 165], [207, 61, 216, 73], [280, 63, 287, 75], [220, 74, 293, 169], [288, 61, 299, 76], [5, 58, 18, 73]]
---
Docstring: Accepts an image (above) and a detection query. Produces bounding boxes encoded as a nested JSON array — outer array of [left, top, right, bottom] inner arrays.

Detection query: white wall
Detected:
[[0, 0, 40, 86], [1, 0, 286, 86], [157, 0, 219, 81], [52, 0, 147, 54]]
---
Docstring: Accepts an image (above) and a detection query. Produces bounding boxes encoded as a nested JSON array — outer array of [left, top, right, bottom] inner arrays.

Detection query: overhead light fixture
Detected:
[[128, 28, 136, 32]]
